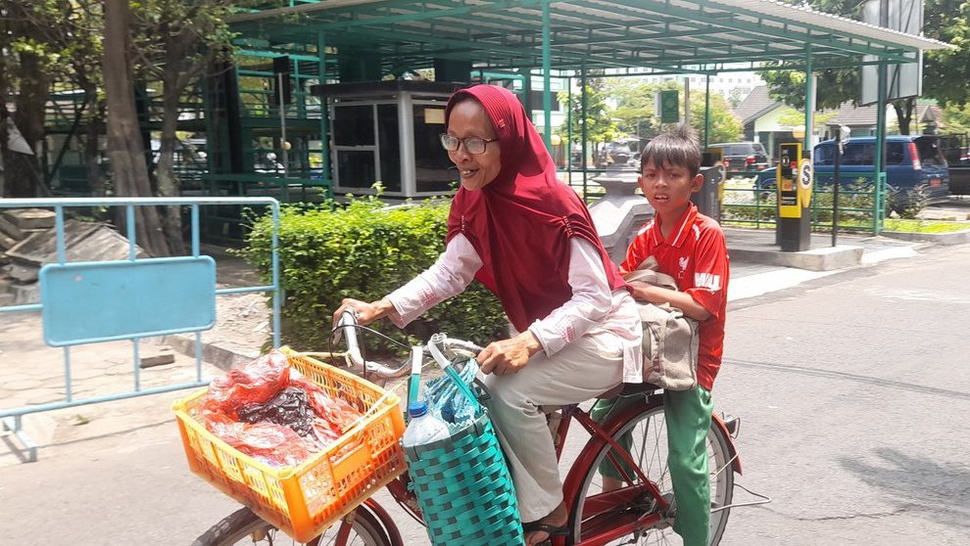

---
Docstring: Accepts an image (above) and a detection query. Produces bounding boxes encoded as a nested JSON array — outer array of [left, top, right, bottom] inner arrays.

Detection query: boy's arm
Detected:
[[622, 222, 711, 320], [628, 282, 712, 321], [620, 222, 652, 275], [680, 226, 729, 322]]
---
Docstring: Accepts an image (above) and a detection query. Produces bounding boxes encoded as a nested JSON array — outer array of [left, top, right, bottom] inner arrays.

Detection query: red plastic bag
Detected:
[[292, 375, 364, 435], [203, 349, 290, 418], [206, 412, 314, 468], [196, 350, 366, 467]]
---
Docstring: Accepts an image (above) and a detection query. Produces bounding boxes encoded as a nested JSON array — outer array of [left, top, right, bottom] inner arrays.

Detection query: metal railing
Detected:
[[0, 197, 280, 462], [720, 171, 886, 235]]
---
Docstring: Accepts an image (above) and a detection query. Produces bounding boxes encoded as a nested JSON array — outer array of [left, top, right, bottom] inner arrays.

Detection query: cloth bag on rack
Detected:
[[625, 256, 700, 391]]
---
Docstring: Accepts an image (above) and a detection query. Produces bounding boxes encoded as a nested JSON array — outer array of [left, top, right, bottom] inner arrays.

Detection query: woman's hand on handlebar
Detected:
[[332, 297, 394, 327], [477, 331, 542, 376]]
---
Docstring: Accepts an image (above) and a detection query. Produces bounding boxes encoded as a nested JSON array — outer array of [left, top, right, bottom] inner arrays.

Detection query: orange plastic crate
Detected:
[[173, 349, 407, 542]]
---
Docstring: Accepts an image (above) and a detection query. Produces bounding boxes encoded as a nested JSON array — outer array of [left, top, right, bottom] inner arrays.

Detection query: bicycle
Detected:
[[192, 310, 743, 546]]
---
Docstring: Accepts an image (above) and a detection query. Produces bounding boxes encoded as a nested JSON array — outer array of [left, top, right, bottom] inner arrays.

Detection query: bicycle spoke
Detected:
[[570, 401, 735, 546]]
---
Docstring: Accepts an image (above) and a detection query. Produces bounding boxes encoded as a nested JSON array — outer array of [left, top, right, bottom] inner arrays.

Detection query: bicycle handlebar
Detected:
[[334, 309, 484, 381]]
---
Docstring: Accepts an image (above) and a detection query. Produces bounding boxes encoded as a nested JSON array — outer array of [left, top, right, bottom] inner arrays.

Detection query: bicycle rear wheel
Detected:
[[192, 503, 394, 546], [569, 399, 735, 545]]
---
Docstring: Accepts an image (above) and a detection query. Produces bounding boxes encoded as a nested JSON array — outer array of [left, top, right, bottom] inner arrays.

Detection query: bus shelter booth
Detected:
[[312, 81, 465, 200]]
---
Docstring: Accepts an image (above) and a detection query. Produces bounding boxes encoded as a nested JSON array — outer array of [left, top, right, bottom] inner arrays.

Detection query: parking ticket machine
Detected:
[[776, 142, 813, 252]]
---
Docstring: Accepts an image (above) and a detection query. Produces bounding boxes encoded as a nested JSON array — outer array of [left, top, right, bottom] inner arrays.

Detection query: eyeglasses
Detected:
[[439, 134, 497, 155]]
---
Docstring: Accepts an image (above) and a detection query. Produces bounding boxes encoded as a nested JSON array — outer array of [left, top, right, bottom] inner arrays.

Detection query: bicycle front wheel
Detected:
[[569, 399, 735, 545], [192, 503, 395, 546]]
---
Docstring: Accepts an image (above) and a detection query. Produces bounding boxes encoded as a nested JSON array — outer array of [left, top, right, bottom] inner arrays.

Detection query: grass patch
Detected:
[[883, 219, 970, 234]]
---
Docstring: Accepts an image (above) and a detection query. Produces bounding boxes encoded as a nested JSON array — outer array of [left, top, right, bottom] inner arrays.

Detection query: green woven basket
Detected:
[[404, 365, 524, 546]]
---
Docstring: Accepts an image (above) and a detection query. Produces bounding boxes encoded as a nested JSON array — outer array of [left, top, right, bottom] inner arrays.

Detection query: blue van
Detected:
[[757, 135, 950, 213]]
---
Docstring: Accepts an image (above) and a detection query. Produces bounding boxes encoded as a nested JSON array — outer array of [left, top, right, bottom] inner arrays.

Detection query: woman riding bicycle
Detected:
[[332, 84, 643, 546]]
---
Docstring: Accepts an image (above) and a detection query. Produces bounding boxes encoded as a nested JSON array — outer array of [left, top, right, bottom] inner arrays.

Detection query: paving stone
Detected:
[[23, 388, 63, 406], [65, 366, 107, 381], [3, 378, 43, 391], [0, 372, 42, 384], [105, 362, 137, 376]]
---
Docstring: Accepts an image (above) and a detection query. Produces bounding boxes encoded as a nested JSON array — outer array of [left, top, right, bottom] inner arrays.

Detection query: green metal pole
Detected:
[[875, 60, 887, 234], [318, 31, 331, 199], [542, 0, 552, 151], [704, 75, 711, 147], [804, 45, 814, 153], [567, 76, 573, 183], [581, 67, 589, 200]]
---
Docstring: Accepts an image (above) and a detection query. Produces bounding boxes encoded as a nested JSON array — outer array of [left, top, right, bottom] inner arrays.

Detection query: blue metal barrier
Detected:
[[0, 197, 281, 462]]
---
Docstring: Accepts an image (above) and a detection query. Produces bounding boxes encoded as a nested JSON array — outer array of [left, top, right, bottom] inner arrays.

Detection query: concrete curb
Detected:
[[154, 333, 260, 372], [881, 228, 970, 246], [729, 244, 865, 271]]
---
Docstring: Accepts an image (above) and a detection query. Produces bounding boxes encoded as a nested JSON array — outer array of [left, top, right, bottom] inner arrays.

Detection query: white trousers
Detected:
[[480, 329, 624, 522]]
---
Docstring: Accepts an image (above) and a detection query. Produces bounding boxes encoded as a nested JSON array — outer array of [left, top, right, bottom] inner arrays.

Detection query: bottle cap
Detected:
[[408, 400, 429, 418]]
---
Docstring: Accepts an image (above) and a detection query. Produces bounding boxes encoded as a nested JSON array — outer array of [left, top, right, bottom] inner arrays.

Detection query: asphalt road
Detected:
[[2, 243, 968, 545], [717, 242, 970, 545]]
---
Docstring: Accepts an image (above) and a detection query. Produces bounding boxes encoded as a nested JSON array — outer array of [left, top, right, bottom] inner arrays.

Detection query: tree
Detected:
[[923, 0, 970, 108], [607, 77, 660, 138], [104, 0, 171, 256], [687, 91, 744, 144], [128, 0, 236, 254], [759, 0, 969, 135], [607, 78, 742, 144], [776, 106, 839, 135], [556, 77, 619, 166], [0, 2, 57, 197], [10, 1, 108, 197], [942, 103, 970, 136], [2, 1, 239, 253]]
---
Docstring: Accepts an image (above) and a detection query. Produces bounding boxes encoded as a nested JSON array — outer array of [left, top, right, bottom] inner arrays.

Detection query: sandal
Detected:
[[522, 521, 569, 546]]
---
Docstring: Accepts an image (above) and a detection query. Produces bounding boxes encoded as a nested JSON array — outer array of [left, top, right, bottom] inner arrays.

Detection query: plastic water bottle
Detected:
[[402, 401, 451, 447]]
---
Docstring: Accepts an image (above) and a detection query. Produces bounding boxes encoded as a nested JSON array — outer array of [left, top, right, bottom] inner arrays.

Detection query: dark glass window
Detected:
[[886, 143, 905, 165], [841, 144, 874, 165], [915, 138, 945, 166], [337, 150, 375, 188], [377, 104, 402, 192], [814, 144, 834, 165], [413, 105, 456, 193], [333, 105, 374, 146]]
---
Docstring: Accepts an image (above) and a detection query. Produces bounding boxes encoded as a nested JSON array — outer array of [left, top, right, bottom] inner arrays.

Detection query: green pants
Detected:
[[590, 387, 713, 546]]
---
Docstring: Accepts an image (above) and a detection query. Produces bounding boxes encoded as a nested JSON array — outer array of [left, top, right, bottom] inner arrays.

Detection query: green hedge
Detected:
[[240, 196, 508, 356]]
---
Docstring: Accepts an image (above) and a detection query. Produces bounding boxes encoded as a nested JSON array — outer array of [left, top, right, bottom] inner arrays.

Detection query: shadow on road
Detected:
[[840, 447, 970, 532]]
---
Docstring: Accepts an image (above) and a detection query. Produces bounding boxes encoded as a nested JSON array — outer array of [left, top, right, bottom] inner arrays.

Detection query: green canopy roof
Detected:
[[229, 0, 949, 75]]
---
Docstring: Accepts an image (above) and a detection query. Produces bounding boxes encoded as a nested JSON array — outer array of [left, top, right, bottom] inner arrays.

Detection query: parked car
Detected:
[[756, 135, 950, 214], [707, 141, 770, 172], [951, 146, 970, 195]]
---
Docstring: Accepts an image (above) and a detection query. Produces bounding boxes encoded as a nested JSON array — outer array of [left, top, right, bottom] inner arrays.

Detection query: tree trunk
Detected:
[[84, 86, 106, 197], [103, 0, 172, 256], [5, 6, 50, 197], [893, 98, 915, 136], [157, 84, 186, 254]]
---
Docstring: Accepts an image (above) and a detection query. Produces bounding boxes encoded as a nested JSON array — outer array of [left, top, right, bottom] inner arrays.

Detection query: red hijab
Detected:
[[444, 84, 628, 332]]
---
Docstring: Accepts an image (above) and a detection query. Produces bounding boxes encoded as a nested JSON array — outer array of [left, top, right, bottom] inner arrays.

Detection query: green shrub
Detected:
[[240, 196, 508, 356], [810, 179, 879, 223]]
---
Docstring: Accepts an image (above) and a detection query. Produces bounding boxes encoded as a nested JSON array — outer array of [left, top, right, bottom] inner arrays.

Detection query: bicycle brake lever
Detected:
[[337, 309, 366, 367], [332, 308, 356, 344]]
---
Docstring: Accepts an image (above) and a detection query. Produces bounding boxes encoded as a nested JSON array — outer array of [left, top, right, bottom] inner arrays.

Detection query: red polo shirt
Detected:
[[620, 203, 729, 391]]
